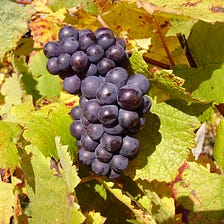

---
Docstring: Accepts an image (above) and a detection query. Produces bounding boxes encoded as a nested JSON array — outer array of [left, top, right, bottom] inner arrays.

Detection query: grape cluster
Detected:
[[44, 25, 152, 179]]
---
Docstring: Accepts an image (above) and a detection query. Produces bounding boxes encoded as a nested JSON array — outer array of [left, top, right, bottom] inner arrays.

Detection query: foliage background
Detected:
[[0, 0, 224, 223]]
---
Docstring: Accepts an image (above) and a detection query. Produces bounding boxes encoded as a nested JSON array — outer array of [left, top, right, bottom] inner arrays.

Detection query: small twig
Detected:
[[79, 175, 101, 184], [143, 55, 171, 69], [177, 33, 197, 68], [97, 14, 110, 28], [153, 16, 175, 67]]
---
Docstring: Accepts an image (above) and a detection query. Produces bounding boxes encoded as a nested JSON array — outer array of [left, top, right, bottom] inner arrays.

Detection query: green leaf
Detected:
[[0, 121, 20, 170], [55, 137, 80, 193], [137, 0, 224, 23], [28, 50, 61, 98], [11, 102, 76, 159], [0, 181, 14, 224], [213, 119, 224, 172], [174, 21, 224, 104], [0, 0, 34, 59], [125, 101, 200, 182], [22, 145, 85, 224], [174, 162, 224, 224]]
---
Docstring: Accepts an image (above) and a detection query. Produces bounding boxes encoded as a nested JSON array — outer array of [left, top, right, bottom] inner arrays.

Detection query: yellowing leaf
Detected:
[[0, 181, 15, 224], [85, 211, 107, 224]]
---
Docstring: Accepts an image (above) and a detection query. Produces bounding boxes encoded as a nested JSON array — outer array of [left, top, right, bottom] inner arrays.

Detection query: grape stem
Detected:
[[143, 55, 171, 69], [153, 16, 175, 67]]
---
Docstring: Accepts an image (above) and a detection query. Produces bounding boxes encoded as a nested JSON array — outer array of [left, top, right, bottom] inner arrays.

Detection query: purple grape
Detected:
[[97, 58, 115, 76], [96, 82, 118, 105], [86, 44, 104, 64], [78, 149, 95, 166], [46, 57, 60, 75], [105, 67, 129, 89], [57, 53, 71, 71], [117, 85, 143, 110], [97, 33, 116, 50], [100, 133, 122, 152], [118, 109, 139, 129], [128, 117, 146, 133], [115, 37, 126, 49], [83, 99, 101, 123], [97, 104, 118, 126], [79, 95, 89, 109], [95, 144, 113, 163], [91, 159, 110, 176], [81, 133, 99, 151], [109, 154, 129, 173], [87, 123, 104, 141], [70, 121, 85, 139], [70, 106, 82, 120], [127, 74, 150, 94], [119, 136, 140, 160], [84, 63, 98, 76], [105, 44, 125, 63], [58, 25, 79, 40], [70, 51, 89, 73], [43, 41, 58, 58], [79, 31, 96, 51], [81, 76, 103, 99], [62, 74, 81, 94], [58, 37, 79, 54]]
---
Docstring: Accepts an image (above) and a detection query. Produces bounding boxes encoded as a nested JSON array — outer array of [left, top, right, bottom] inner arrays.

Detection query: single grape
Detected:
[[97, 104, 118, 126], [57, 53, 71, 71], [81, 132, 99, 151], [70, 106, 82, 120], [95, 144, 113, 163], [86, 44, 104, 64], [78, 149, 95, 166], [115, 37, 126, 49], [109, 154, 129, 173], [81, 76, 103, 99], [83, 99, 101, 123], [97, 58, 115, 76], [105, 44, 125, 63], [97, 33, 116, 50], [95, 27, 114, 39], [57, 37, 79, 54], [58, 25, 79, 40], [70, 51, 89, 73], [87, 123, 104, 141], [84, 63, 98, 77], [103, 123, 125, 135], [105, 67, 129, 89], [142, 95, 152, 113], [109, 169, 121, 179], [118, 109, 139, 129], [96, 82, 118, 105], [79, 31, 96, 51], [76, 140, 83, 150], [117, 85, 143, 110], [119, 136, 140, 160], [46, 57, 60, 75], [127, 74, 150, 94], [91, 159, 110, 176], [62, 74, 81, 94], [43, 41, 58, 58], [70, 121, 85, 139], [100, 133, 122, 152]]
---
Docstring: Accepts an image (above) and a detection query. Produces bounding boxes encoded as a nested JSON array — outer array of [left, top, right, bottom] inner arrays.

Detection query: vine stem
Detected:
[[97, 14, 110, 28], [152, 16, 175, 67]]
